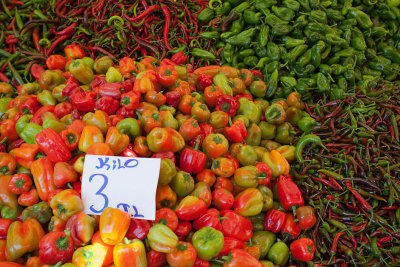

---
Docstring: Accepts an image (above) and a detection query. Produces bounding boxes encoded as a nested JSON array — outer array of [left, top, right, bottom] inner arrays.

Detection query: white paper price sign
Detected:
[[81, 155, 161, 220]]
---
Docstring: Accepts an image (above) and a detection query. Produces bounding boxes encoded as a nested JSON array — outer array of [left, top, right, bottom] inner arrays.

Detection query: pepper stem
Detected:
[[194, 135, 201, 151], [55, 229, 71, 251]]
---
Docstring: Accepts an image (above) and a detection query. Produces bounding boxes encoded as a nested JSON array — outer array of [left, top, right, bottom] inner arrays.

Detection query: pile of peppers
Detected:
[[199, 0, 400, 101], [0, 45, 319, 267]]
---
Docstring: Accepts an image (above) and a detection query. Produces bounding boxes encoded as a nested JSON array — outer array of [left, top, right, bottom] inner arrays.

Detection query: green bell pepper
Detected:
[[259, 121, 277, 140], [192, 227, 224, 260], [0, 97, 12, 118], [16, 115, 33, 135], [1, 205, 19, 220], [274, 122, 295, 145], [245, 123, 262, 146], [21, 201, 52, 224], [116, 118, 141, 141], [213, 74, 233, 96], [251, 231, 276, 259], [170, 171, 194, 197], [298, 116, 317, 133], [42, 118, 66, 133], [267, 242, 289, 266], [237, 98, 262, 124], [37, 90, 57, 106], [20, 123, 43, 144], [259, 185, 274, 212], [237, 145, 258, 166], [69, 59, 94, 84]]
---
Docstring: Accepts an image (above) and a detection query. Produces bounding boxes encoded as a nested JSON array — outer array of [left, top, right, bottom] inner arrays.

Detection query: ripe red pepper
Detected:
[[234, 93, 253, 102], [281, 213, 301, 240], [147, 249, 167, 267], [8, 174, 32, 194], [95, 96, 120, 115], [31, 105, 55, 125], [70, 91, 95, 112], [215, 95, 239, 117], [90, 75, 107, 89], [224, 120, 247, 143], [35, 128, 71, 163], [218, 237, 244, 257], [251, 70, 263, 81], [39, 229, 74, 265], [193, 209, 222, 231], [277, 174, 304, 211], [99, 82, 122, 99], [180, 137, 206, 174], [20, 96, 40, 114], [54, 102, 73, 118], [170, 51, 187, 65], [290, 238, 315, 262], [188, 123, 214, 147], [255, 162, 272, 186], [194, 258, 210, 267], [196, 74, 213, 91], [30, 64, 45, 80], [264, 209, 287, 233], [126, 218, 151, 240], [0, 219, 13, 240], [174, 220, 192, 240], [221, 210, 253, 242], [222, 249, 263, 267], [152, 151, 176, 163], [165, 90, 182, 108], [62, 82, 82, 99]]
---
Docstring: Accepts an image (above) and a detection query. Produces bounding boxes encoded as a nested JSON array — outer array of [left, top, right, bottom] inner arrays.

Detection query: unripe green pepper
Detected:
[[298, 116, 317, 133], [267, 242, 289, 266], [274, 122, 295, 145], [249, 81, 267, 98], [213, 74, 233, 96], [94, 56, 113, 74], [37, 90, 57, 106], [159, 158, 177, 185], [237, 145, 257, 166], [42, 118, 66, 133], [1, 205, 19, 220], [69, 59, 94, 84], [81, 57, 94, 69], [245, 123, 262, 146], [39, 70, 66, 90], [171, 171, 195, 197], [237, 98, 262, 124], [20, 123, 43, 144], [116, 118, 142, 141], [0, 97, 12, 118], [251, 231, 276, 259], [106, 66, 122, 83], [258, 185, 274, 212], [21, 201, 52, 224]]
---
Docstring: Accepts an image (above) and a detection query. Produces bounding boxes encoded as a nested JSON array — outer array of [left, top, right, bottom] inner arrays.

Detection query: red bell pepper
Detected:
[[290, 238, 315, 262], [222, 249, 263, 267], [194, 258, 210, 267], [215, 95, 239, 117], [35, 128, 71, 163], [175, 196, 207, 221], [31, 157, 56, 202], [277, 174, 304, 211], [264, 209, 287, 233], [196, 74, 213, 91], [69, 91, 95, 112], [54, 102, 73, 118], [281, 213, 301, 240], [218, 237, 244, 257], [39, 229, 74, 265], [180, 137, 206, 174], [234, 93, 253, 102], [193, 209, 222, 231], [0, 219, 12, 240], [224, 120, 247, 143], [165, 90, 182, 108], [95, 96, 120, 115], [174, 220, 192, 241], [220, 210, 253, 242], [251, 70, 263, 81], [255, 162, 272, 186], [147, 249, 167, 267], [30, 64, 45, 80], [19, 96, 40, 114], [99, 82, 122, 99], [54, 162, 78, 188], [152, 151, 176, 163], [31, 105, 55, 125], [171, 51, 187, 65], [125, 218, 152, 240]]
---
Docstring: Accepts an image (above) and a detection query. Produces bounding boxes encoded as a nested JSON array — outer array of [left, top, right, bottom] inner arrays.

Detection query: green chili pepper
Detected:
[[265, 69, 279, 99], [191, 48, 216, 60], [295, 134, 328, 163], [213, 74, 233, 96]]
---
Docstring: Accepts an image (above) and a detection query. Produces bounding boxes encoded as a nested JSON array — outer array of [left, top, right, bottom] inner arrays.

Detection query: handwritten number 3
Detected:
[[89, 174, 109, 213]]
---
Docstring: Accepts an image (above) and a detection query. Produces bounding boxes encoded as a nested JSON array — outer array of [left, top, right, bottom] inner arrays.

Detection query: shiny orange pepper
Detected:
[[145, 90, 167, 107], [9, 143, 40, 169], [0, 153, 16, 176], [0, 175, 18, 212], [191, 102, 211, 123], [211, 157, 237, 178], [119, 57, 137, 78], [64, 44, 85, 61], [179, 118, 201, 142], [202, 134, 229, 159], [48, 216, 66, 232], [105, 127, 129, 155], [139, 109, 162, 133], [31, 157, 56, 202], [196, 169, 216, 188], [133, 136, 152, 157], [133, 76, 155, 94], [100, 207, 131, 245], [156, 185, 177, 209], [113, 238, 147, 267], [91, 231, 114, 266], [25, 256, 42, 267], [59, 127, 80, 151], [78, 126, 104, 152], [139, 57, 158, 70], [178, 94, 197, 115], [50, 189, 83, 221], [0, 119, 18, 141], [82, 110, 110, 135], [87, 142, 114, 156], [67, 119, 86, 135], [173, 80, 192, 96]]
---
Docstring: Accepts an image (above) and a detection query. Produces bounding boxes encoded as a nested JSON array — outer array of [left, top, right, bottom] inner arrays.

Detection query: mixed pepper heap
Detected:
[[199, 0, 400, 100], [0, 45, 319, 266]]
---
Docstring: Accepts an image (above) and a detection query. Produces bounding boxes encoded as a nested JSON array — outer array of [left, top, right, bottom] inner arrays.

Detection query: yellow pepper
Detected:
[[113, 238, 147, 267], [83, 110, 110, 135], [78, 126, 104, 152], [262, 150, 290, 178], [72, 244, 107, 267]]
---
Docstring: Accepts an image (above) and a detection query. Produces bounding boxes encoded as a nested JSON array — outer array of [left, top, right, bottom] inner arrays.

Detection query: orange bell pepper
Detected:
[[119, 57, 137, 78], [0, 119, 19, 141], [0, 176, 18, 212], [6, 219, 45, 261], [113, 238, 147, 267], [87, 142, 114, 156], [9, 143, 40, 169], [25, 256, 42, 267], [179, 118, 201, 142], [67, 119, 86, 135], [202, 134, 229, 159], [54, 161, 78, 188], [193, 65, 221, 77], [139, 110, 162, 133], [59, 128, 80, 151], [262, 150, 290, 178], [178, 94, 197, 115], [31, 157, 56, 202], [82, 110, 110, 135], [139, 57, 158, 70], [92, 231, 114, 266], [78, 126, 104, 152], [156, 185, 177, 209], [72, 244, 107, 267], [0, 153, 16, 176], [133, 76, 155, 94], [48, 216, 66, 232], [105, 127, 129, 155], [100, 207, 131, 245], [0, 240, 6, 261], [146, 127, 184, 153], [133, 136, 152, 157], [50, 189, 83, 221]]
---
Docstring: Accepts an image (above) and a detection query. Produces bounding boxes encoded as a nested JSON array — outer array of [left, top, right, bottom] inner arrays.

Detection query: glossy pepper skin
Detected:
[[147, 223, 179, 253], [113, 238, 147, 267], [100, 207, 131, 245], [39, 229, 74, 265], [0, 176, 18, 212], [221, 210, 253, 242], [264, 209, 287, 233], [147, 127, 185, 153], [222, 249, 263, 267], [21, 201, 52, 224], [262, 150, 290, 178], [175, 196, 207, 221], [6, 219, 45, 261], [215, 95, 239, 117], [290, 238, 315, 262], [54, 162, 78, 188], [105, 126, 129, 155], [277, 174, 304, 210], [224, 120, 247, 143], [78, 126, 104, 152], [65, 211, 96, 247], [179, 139, 206, 174], [31, 157, 56, 202], [35, 128, 71, 163], [166, 241, 197, 267], [50, 189, 83, 221], [192, 227, 224, 260], [72, 243, 107, 267]]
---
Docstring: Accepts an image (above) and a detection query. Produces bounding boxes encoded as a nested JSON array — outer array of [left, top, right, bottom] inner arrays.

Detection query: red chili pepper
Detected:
[[180, 137, 206, 174], [35, 128, 71, 163], [330, 232, 346, 254], [349, 236, 357, 251], [215, 95, 239, 117], [382, 206, 399, 210], [0, 72, 9, 83], [264, 209, 287, 233], [351, 223, 367, 232], [277, 174, 304, 211], [124, 5, 160, 21], [377, 235, 391, 244], [46, 33, 73, 57], [221, 210, 253, 242], [162, 5, 172, 50], [345, 180, 372, 211]]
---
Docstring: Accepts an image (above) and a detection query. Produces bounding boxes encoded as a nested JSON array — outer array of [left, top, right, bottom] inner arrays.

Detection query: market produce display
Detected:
[[0, 0, 399, 266]]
